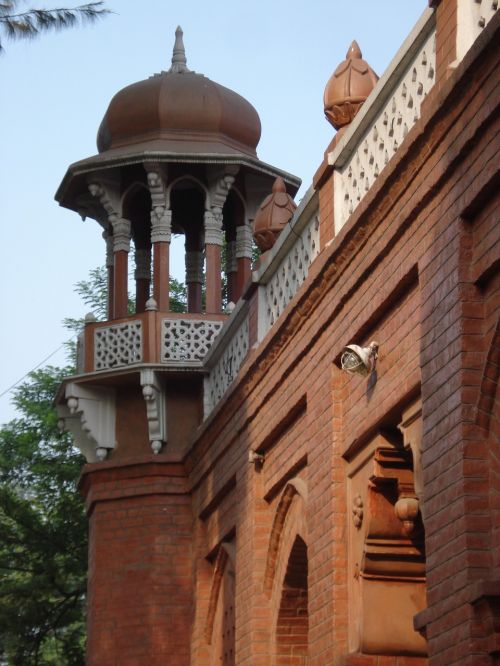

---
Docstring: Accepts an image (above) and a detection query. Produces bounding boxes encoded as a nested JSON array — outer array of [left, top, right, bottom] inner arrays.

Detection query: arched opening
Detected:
[[171, 180, 205, 313], [276, 535, 308, 665], [123, 185, 152, 314]]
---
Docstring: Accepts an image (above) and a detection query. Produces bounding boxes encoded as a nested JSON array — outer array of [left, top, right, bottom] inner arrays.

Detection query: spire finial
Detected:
[[169, 26, 189, 73]]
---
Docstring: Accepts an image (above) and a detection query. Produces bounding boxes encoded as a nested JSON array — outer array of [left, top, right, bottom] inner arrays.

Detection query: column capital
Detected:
[[185, 250, 204, 283], [236, 223, 253, 260], [110, 216, 131, 253], [151, 208, 172, 243], [135, 247, 151, 281], [204, 210, 223, 246]]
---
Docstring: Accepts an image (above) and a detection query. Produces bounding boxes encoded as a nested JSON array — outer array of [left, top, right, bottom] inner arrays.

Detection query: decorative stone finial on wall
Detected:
[[324, 41, 379, 130], [253, 177, 297, 252]]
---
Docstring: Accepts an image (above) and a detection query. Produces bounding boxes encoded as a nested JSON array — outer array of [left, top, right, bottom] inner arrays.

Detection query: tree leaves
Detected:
[[0, 2, 111, 52]]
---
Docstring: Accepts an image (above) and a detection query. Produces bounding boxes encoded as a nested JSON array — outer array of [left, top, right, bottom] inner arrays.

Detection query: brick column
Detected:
[[134, 247, 151, 313], [103, 229, 114, 321], [110, 217, 131, 319], [235, 222, 253, 300], [147, 169, 171, 312], [204, 210, 223, 314], [80, 460, 193, 666]]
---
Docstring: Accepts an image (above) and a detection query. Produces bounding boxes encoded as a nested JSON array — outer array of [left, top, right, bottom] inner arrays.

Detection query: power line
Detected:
[[0, 341, 72, 399]]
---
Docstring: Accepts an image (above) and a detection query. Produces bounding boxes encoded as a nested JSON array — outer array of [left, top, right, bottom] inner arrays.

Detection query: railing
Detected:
[[161, 319, 224, 363], [456, 0, 498, 61], [330, 9, 436, 233], [94, 320, 143, 370], [203, 302, 250, 417], [77, 311, 227, 373]]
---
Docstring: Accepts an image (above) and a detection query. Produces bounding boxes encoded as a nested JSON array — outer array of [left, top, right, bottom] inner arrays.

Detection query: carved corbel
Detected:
[[204, 169, 239, 246], [88, 181, 130, 253], [57, 382, 116, 462], [140, 369, 167, 454]]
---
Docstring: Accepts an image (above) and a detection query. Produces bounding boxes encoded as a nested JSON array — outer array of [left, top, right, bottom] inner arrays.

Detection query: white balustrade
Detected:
[[204, 316, 249, 416], [457, 0, 498, 61], [264, 212, 320, 330], [162, 319, 224, 363], [331, 12, 436, 233], [94, 321, 143, 370]]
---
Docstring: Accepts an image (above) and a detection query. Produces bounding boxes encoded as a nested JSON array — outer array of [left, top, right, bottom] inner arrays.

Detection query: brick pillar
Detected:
[[111, 217, 131, 319], [80, 460, 193, 666], [135, 247, 151, 313], [103, 229, 114, 321], [204, 210, 223, 314]]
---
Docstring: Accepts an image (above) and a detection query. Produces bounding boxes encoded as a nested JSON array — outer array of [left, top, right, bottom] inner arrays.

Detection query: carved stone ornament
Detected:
[[352, 494, 364, 528], [253, 176, 297, 252], [110, 216, 132, 253], [146, 168, 172, 243], [324, 41, 379, 130], [140, 369, 167, 454], [57, 382, 116, 463], [185, 251, 204, 283], [204, 210, 224, 246]]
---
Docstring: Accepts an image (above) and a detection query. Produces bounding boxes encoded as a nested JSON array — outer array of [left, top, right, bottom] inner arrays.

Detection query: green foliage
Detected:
[[169, 275, 188, 313], [0, 366, 87, 665], [0, 2, 111, 52]]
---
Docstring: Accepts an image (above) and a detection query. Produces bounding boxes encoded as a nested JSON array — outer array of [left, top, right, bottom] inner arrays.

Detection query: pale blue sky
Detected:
[[0, 0, 425, 422]]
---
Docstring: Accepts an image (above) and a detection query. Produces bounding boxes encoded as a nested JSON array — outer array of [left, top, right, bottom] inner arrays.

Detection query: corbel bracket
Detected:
[[140, 369, 167, 454], [57, 382, 116, 462]]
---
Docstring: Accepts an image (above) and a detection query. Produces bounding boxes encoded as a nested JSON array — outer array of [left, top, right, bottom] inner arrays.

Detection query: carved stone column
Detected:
[[236, 221, 253, 300], [226, 240, 237, 304], [204, 209, 224, 313], [110, 216, 131, 319], [89, 183, 130, 319], [134, 247, 151, 313], [205, 172, 236, 313], [185, 250, 204, 313], [147, 169, 171, 312]]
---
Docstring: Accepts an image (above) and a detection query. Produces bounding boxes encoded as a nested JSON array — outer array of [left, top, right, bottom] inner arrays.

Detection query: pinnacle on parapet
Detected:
[[169, 25, 189, 73]]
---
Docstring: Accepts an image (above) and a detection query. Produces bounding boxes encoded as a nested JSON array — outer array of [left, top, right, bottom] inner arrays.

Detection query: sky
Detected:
[[0, 0, 426, 423]]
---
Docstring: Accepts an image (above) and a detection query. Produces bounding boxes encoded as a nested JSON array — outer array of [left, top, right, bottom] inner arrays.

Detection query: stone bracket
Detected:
[[57, 382, 116, 463], [140, 369, 167, 454]]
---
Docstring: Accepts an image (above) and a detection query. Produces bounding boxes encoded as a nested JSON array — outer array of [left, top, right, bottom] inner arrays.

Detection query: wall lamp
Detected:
[[340, 341, 379, 377]]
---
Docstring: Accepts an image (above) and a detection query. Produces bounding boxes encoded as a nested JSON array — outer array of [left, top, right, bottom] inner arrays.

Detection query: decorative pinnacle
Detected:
[[169, 25, 189, 73], [347, 40, 362, 59]]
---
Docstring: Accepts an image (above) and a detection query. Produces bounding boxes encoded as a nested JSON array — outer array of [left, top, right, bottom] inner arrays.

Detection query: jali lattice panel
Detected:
[[94, 321, 143, 370], [162, 319, 224, 362]]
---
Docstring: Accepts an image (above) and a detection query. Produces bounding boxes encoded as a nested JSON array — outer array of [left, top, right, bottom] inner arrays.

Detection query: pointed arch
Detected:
[[167, 174, 209, 209], [205, 541, 235, 644], [264, 478, 308, 597]]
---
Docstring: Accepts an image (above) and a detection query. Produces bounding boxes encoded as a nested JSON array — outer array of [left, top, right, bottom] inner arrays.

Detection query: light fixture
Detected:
[[340, 341, 379, 377]]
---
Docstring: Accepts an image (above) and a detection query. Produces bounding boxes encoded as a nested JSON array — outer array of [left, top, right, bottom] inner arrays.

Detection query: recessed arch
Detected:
[[475, 316, 500, 433], [205, 541, 235, 645], [264, 478, 308, 597], [167, 174, 209, 210]]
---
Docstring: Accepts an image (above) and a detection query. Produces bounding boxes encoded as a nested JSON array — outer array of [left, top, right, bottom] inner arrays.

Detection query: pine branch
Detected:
[[0, 2, 111, 51]]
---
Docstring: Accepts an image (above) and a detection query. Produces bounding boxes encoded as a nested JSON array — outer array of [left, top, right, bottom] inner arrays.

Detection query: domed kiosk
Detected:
[[56, 27, 300, 318], [55, 35, 300, 661]]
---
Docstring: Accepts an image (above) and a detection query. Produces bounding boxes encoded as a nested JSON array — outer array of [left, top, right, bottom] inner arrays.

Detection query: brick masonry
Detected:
[[78, 6, 500, 665]]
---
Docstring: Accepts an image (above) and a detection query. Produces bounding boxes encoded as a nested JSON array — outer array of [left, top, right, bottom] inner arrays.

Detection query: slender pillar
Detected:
[[103, 229, 114, 320], [185, 250, 204, 313], [235, 222, 253, 300], [226, 240, 237, 304], [148, 170, 171, 312], [111, 217, 131, 319], [204, 210, 223, 313], [134, 247, 151, 313]]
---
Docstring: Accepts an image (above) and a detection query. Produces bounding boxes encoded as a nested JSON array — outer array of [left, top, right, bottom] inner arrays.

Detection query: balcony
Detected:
[[77, 311, 228, 374]]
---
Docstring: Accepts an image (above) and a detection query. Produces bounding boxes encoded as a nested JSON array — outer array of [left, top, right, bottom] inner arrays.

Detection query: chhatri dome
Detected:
[[96, 26, 262, 157]]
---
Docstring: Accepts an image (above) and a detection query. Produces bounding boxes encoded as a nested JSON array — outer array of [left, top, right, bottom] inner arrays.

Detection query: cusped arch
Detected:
[[264, 478, 308, 597]]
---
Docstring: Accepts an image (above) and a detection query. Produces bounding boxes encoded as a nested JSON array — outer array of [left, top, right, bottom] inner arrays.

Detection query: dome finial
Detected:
[[169, 26, 189, 73]]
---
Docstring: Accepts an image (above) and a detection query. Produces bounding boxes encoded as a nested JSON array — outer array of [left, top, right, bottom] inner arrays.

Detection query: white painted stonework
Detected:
[[161, 319, 224, 363], [94, 320, 143, 370]]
